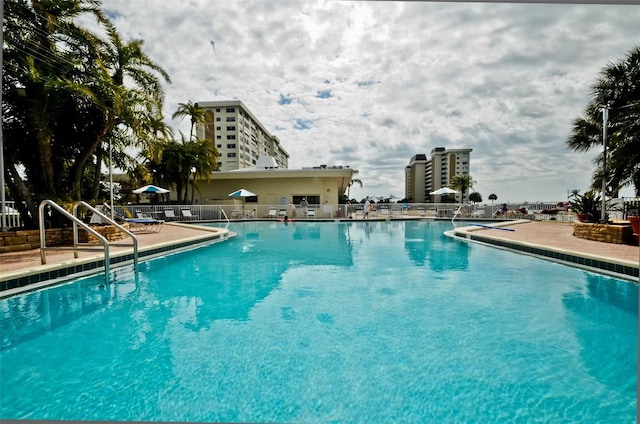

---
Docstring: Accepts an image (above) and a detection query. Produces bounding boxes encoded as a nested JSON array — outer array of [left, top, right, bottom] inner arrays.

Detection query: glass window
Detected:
[[227, 135, 236, 140], [227, 153, 236, 158], [227, 144, 236, 149]]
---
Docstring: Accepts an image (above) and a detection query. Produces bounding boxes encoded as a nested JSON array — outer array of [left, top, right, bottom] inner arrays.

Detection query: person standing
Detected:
[[364, 198, 371, 219], [300, 197, 309, 216]]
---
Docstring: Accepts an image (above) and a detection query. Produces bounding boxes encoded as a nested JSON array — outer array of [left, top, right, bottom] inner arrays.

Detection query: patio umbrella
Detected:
[[429, 187, 459, 195], [228, 188, 257, 198], [228, 188, 257, 213], [133, 184, 170, 194]]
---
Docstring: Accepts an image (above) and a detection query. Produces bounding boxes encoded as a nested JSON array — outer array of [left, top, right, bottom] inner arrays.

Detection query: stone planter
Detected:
[[573, 221, 635, 245], [629, 216, 640, 245]]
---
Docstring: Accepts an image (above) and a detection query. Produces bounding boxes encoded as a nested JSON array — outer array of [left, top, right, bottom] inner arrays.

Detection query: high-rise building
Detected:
[[195, 100, 289, 171], [405, 147, 472, 202]]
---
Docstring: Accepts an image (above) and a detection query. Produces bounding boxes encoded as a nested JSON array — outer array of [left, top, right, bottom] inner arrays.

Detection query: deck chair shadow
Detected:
[[181, 208, 199, 221]]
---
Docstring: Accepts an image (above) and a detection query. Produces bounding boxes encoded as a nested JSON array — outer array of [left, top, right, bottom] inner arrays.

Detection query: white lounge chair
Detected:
[[471, 209, 485, 218], [267, 208, 277, 218], [164, 209, 177, 221], [277, 208, 287, 218], [181, 209, 199, 220], [307, 209, 316, 218]]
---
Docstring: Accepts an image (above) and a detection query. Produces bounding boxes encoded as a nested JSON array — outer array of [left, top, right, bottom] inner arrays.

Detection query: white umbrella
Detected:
[[229, 188, 257, 213], [228, 188, 257, 198], [133, 184, 170, 194], [429, 187, 459, 195]]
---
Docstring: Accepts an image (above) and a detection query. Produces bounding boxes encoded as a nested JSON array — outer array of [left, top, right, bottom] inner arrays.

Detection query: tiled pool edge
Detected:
[[451, 228, 639, 282], [0, 228, 234, 298]]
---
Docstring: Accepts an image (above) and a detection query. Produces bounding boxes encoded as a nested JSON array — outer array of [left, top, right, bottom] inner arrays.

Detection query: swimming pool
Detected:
[[1, 221, 637, 422]]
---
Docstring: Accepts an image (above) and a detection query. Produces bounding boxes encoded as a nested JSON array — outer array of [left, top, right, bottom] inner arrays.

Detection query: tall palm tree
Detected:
[[567, 45, 640, 196], [347, 169, 363, 200], [172, 101, 207, 142], [488, 193, 498, 204], [450, 175, 474, 203]]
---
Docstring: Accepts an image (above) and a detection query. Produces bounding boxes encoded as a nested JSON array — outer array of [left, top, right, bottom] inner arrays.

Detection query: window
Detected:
[[227, 153, 236, 158], [216, 126, 221, 130], [293, 195, 320, 205], [227, 135, 236, 140], [216, 117, 221, 121], [215, 108, 221, 112], [227, 126, 235, 131], [227, 143, 236, 149], [216, 135, 221, 139], [226, 108, 235, 113], [226, 117, 235, 122], [216, 144, 222, 148]]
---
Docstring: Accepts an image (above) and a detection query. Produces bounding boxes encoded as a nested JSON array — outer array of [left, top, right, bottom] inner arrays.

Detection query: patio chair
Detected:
[[135, 210, 151, 219], [278, 208, 287, 218], [471, 209, 485, 218], [163, 209, 177, 221], [181, 208, 199, 221], [267, 208, 278, 218], [307, 209, 316, 219]]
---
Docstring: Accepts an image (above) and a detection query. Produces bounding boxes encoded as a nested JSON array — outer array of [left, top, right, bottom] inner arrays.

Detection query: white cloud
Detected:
[[96, 0, 639, 202]]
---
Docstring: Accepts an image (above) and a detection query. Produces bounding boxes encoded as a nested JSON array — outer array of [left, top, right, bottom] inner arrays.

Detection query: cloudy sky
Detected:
[[94, 0, 638, 203]]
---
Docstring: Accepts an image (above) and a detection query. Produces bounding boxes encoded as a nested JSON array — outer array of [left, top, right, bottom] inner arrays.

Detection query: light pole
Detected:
[[600, 104, 609, 223]]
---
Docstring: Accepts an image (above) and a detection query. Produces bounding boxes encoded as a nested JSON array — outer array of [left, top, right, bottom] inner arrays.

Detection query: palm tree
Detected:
[[172, 101, 207, 142], [450, 175, 474, 203], [469, 192, 483, 204], [567, 45, 640, 196], [347, 169, 363, 200], [488, 193, 498, 204]]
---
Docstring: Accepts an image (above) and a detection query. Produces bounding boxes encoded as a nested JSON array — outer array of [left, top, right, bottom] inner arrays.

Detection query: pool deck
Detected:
[[0, 219, 638, 295]]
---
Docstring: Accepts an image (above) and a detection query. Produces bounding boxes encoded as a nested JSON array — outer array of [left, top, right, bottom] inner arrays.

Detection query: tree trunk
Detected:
[[6, 163, 38, 229]]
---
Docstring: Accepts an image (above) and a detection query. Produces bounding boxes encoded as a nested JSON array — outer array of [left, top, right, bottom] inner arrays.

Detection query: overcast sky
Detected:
[[94, 0, 639, 203]]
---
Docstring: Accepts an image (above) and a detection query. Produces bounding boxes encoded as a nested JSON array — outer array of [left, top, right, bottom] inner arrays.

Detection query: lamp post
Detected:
[[600, 104, 609, 223]]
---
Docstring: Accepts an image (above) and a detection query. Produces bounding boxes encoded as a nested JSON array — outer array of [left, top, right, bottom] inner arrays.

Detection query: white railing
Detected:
[[1, 200, 23, 229]]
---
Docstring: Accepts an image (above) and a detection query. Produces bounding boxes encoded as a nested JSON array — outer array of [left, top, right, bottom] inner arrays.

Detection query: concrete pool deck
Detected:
[[0, 219, 638, 296]]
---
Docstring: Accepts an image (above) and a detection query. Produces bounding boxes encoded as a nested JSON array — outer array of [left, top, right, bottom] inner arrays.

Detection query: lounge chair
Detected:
[[123, 217, 164, 233], [278, 208, 287, 218], [164, 209, 177, 221], [471, 209, 485, 218], [267, 208, 277, 218], [135, 210, 151, 219], [181, 208, 199, 221], [307, 209, 316, 219]]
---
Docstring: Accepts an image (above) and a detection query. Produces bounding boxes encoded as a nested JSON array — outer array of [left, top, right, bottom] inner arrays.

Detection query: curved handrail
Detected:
[[39, 200, 111, 283], [219, 207, 230, 229], [72, 201, 138, 272]]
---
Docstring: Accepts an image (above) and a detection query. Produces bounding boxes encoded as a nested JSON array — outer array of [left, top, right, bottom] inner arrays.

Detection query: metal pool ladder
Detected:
[[39, 200, 139, 285]]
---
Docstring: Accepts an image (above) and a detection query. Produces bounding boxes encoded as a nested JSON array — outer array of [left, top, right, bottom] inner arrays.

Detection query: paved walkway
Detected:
[[0, 222, 229, 279], [454, 220, 639, 265], [1, 219, 638, 293]]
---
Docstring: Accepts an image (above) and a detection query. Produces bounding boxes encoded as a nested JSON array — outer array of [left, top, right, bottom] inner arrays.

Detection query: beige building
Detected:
[[195, 100, 289, 171], [191, 164, 354, 217], [405, 147, 472, 203]]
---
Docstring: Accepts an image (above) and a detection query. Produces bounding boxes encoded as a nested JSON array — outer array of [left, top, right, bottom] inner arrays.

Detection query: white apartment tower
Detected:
[[405, 147, 472, 203], [195, 100, 289, 171]]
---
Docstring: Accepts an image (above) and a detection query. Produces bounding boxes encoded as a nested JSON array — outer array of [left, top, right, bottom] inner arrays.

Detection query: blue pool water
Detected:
[[0, 221, 637, 422]]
